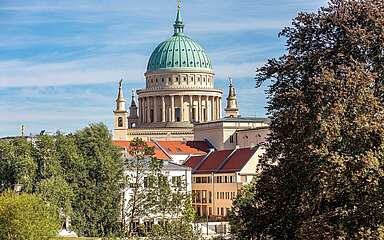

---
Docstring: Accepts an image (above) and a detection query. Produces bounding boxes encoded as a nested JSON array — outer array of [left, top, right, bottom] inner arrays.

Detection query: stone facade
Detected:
[[194, 118, 269, 151]]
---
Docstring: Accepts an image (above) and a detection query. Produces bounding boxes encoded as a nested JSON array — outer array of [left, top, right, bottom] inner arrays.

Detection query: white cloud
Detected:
[[0, 53, 148, 87], [0, 58, 263, 88]]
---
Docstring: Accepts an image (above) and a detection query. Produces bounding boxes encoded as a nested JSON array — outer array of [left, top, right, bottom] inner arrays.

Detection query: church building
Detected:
[[112, 2, 270, 236], [113, 2, 242, 141]]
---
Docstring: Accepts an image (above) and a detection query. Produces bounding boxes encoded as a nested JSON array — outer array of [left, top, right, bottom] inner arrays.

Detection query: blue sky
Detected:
[[0, 0, 327, 137]]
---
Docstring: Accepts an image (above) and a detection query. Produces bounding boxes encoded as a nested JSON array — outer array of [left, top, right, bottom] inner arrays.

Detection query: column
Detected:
[[138, 97, 142, 123], [189, 95, 193, 122], [219, 97, 222, 119], [215, 97, 219, 120], [198, 95, 202, 122], [143, 97, 146, 123], [216, 97, 220, 120], [180, 95, 184, 122], [171, 95, 175, 122], [205, 96, 211, 122], [153, 96, 157, 123], [209, 96, 216, 120], [204, 96, 208, 122], [161, 96, 166, 122], [147, 96, 151, 123]]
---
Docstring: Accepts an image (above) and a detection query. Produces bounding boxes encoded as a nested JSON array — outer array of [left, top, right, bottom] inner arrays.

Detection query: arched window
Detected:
[[118, 117, 123, 127]]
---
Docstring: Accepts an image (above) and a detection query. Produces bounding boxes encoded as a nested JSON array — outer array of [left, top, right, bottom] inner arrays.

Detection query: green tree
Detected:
[[33, 135, 73, 227], [0, 139, 36, 193], [0, 192, 60, 240], [71, 123, 124, 237], [228, 181, 259, 240], [230, 0, 384, 239]]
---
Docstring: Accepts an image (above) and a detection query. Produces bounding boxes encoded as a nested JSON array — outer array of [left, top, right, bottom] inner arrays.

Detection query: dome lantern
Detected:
[[173, 0, 184, 35], [146, 0, 213, 73]]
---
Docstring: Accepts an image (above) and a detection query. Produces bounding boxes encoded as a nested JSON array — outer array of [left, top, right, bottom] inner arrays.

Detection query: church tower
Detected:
[[128, 90, 139, 128], [114, 79, 128, 140], [225, 77, 240, 118]]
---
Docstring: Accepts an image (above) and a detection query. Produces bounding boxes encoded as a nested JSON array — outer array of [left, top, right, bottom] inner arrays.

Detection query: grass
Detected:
[[51, 238, 101, 240]]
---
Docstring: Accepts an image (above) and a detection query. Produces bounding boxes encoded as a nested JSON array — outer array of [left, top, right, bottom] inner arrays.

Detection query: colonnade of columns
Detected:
[[138, 95, 222, 124]]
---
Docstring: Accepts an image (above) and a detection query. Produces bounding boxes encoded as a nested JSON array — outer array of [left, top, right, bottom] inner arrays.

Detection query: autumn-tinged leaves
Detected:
[[231, 0, 384, 239]]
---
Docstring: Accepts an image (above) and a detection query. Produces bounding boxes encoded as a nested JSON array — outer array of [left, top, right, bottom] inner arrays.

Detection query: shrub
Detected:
[[0, 192, 60, 240]]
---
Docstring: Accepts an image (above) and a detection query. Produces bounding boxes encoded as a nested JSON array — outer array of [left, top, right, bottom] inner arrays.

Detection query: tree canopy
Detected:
[[230, 0, 384, 239], [0, 123, 124, 238]]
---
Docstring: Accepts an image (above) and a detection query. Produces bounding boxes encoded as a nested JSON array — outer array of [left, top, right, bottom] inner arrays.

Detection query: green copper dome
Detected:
[[146, 3, 213, 73]]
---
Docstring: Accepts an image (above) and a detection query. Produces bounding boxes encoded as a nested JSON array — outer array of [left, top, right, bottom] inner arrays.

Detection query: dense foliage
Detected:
[[71, 124, 124, 237], [0, 192, 60, 240], [230, 0, 384, 239], [0, 123, 124, 237]]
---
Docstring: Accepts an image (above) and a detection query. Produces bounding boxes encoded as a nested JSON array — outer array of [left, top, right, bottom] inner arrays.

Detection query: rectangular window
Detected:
[[150, 109, 154, 122], [229, 135, 234, 143], [203, 108, 207, 121], [216, 176, 222, 183], [175, 108, 181, 122], [172, 176, 182, 187], [220, 192, 224, 199], [209, 191, 212, 203], [225, 192, 229, 199], [217, 192, 220, 199], [196, 177, 201, 183], [196, 190, 201, 203], [224, 176, 228, 183], [201, 177, 207, 183], [202, 190, 207, 203], [221, 208, 224, 216]]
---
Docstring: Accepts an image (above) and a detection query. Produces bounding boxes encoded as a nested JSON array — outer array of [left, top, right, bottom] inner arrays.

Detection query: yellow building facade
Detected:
[[185, 146, 265, 218]]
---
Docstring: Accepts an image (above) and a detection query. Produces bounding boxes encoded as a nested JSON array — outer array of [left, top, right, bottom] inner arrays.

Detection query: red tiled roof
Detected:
[[184, 147, 258, 173], [156, 141, 206, 155], [196, 150, 233, 173], [184, 155, 205, 169], [217, 148, 257, 173], [113, 140, 171, 160], [186, 141, 213, 153]]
